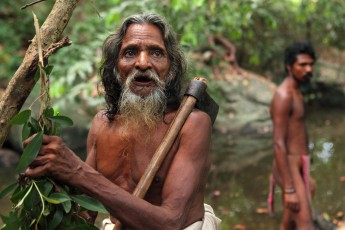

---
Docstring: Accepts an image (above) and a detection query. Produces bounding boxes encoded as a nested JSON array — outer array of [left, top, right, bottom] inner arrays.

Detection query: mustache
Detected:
[[303, 72, 313, 80], [124, 70, 164, 88]]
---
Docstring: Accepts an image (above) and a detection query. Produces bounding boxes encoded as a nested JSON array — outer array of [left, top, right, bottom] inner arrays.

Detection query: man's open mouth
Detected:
[[134, 75, 152, 83]]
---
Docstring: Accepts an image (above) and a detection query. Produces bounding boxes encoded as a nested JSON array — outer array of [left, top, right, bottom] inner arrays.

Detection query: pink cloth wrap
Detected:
[[267, 155, 311, 216]]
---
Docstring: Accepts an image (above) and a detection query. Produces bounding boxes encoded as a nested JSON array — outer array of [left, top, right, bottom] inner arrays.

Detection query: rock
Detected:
[[0, 148, 20, 167], [212, 68, 276, 135], [60, 126, 89, 160]]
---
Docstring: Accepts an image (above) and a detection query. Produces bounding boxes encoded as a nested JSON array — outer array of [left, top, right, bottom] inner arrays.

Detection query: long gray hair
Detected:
[[100, 13, 187, 122]]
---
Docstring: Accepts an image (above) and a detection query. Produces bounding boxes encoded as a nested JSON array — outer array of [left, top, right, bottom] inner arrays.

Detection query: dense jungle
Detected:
[[1, 0, 345, 229]]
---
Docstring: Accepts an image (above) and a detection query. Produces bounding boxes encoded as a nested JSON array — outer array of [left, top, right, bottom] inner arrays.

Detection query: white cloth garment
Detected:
[[183, 204, 221, 230], [101, 204, 221, 230]]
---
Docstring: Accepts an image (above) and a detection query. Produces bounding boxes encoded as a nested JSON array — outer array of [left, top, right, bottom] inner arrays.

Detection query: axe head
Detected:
[[184, 78, 219, 125]]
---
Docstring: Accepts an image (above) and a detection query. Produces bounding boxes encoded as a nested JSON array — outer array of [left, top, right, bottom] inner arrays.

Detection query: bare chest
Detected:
[[94, 124, 179, 196], [290, 92, 305, 120]]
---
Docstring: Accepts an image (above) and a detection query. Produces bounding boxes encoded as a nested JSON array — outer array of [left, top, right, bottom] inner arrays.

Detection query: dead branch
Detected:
[[207, 35, 242, 77]]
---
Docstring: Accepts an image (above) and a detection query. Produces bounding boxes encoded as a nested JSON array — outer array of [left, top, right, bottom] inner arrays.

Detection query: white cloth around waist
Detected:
[[101, 203, 221, 230]]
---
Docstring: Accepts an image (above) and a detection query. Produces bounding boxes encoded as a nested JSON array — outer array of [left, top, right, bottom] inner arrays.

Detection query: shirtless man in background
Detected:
[[269, 41, 316, 230]]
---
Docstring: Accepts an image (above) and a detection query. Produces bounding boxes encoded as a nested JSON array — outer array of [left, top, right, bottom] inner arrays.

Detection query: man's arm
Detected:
[[271, 90, 300, 211], [25, 110, 212, 230]]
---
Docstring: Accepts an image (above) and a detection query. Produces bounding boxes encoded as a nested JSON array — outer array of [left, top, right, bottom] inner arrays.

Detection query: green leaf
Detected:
[[52, 122, 62, 136], [16, 131, 44, 173], [62, 200, 72, 213], [22, 121, 32, 141], [43, 106, 55, 118], [10, 185, 28, 204], [60, 186, 72, 213], [34, 68, 40, 82], [35, 179, 54, 196], [23, 186, 39, 210], [44, 193, 71, 204], [14, 183, 33, 208], [63, 221, 99, 230], [9, 109, 31, 125], [45, 65, 54, 76], [72, 195, 108, 214], [48, 208, 63, 230], [42, 196, 60, 205], [47, 115, 73, 126], [29, 117, 42, 133], [0, 182, 19, 199], [0, 210, 24, 230]]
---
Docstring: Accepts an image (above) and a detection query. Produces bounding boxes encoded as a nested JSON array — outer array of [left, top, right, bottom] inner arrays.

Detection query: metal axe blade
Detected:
[[184, 77, 219, 125]]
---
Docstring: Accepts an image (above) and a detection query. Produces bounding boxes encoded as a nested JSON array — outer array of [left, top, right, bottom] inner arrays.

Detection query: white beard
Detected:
[[117, 70, 167, 134]]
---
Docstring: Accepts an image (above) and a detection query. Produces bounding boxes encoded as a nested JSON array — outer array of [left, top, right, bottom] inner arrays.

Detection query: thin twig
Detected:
[[33, 12, 44, 67], [91, 0, 102, 18], [21, 0, 48, 10], [44, 36, 72, 57], [28, 88, 48, 109]]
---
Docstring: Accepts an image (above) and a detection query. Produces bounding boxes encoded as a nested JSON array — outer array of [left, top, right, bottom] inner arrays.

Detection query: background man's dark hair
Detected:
[[100, 13, 187, 122], [284, 40, 316, 73]]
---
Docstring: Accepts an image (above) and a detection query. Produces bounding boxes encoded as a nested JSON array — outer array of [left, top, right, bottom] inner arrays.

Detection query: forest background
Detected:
[[1, 0, 345, 229], [1, 0, 344, 123]]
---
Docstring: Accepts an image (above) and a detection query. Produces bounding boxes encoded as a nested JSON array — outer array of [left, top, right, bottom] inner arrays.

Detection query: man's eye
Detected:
[[124, 50, 135, 57], [152, 50, 163, 57]]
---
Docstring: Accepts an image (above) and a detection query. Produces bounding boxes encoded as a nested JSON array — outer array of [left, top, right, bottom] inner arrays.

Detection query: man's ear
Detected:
[[286, 65, 292, 74]]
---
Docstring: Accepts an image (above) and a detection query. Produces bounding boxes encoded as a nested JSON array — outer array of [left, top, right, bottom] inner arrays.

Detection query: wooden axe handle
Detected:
[[114, 77, 207, 230]]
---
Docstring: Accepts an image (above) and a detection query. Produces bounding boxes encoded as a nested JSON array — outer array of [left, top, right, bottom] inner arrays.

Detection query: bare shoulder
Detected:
[[180, 109, 212, 154], [90, 110, 109, 132], [182, 109, 212, 133], [86, 110, 109, 163], [271, 82, 293, 109], [270, 81, 294, 117], [275, 82, 292, 100]]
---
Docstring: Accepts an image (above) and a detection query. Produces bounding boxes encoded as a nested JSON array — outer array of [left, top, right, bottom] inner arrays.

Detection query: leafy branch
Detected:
[[0, 12, 107, 230]]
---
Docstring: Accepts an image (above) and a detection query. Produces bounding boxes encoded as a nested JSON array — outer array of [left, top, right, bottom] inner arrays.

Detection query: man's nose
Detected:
[[306, 65, 313, 72], [135, 52, 151, 70]]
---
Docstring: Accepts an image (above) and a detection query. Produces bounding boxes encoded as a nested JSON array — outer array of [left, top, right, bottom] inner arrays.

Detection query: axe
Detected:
[[114, 77, 219, 230]]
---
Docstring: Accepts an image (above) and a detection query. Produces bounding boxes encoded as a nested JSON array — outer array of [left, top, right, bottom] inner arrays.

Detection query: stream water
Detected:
[[0, 107, 344, 229]]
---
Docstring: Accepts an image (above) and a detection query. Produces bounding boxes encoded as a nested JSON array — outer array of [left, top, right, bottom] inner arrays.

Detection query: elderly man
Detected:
[[268, 41, 316, 230], [24, 13, 221, 230]]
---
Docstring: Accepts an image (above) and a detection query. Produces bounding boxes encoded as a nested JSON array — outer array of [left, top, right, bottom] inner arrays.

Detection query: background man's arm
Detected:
[[271, 91, 300, 211]]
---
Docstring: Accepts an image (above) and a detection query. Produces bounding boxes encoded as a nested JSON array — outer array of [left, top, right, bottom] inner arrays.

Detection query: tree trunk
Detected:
[[0, 0, 80, 148]]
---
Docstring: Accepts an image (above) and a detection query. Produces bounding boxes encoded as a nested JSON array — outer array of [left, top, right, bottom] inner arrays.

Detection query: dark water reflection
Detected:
[[1, 108, 344, 229]]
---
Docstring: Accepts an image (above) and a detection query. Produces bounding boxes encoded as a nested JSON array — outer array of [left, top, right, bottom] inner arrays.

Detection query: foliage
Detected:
[[0, 1, 54, 80], [0, 103, 107, 229], [2, 0, 345, 123], [0, 12, 108, 229]]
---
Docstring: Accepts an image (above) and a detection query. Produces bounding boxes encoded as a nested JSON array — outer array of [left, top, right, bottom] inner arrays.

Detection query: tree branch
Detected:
[[0, 0, 79, 148], [21, 0, 49, 10]]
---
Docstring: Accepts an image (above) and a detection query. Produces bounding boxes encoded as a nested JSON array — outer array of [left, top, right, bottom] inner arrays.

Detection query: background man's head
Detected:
[[284, 40, 316, 73], [100, 13, 187, 123]]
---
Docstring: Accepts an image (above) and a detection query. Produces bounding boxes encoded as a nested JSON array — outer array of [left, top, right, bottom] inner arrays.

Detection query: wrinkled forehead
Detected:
[[123, 23, 165, 45]]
